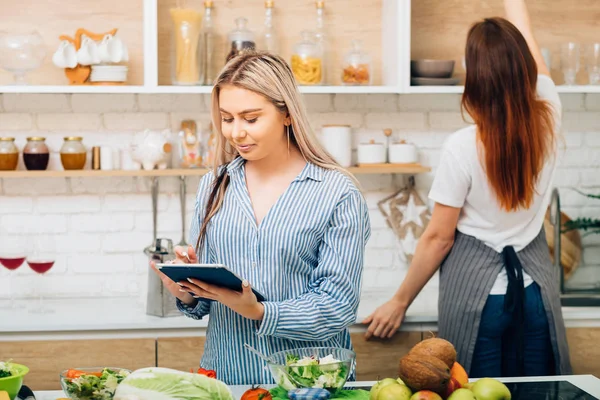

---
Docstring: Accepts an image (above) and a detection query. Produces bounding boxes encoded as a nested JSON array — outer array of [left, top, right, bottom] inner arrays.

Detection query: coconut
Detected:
[[398, 354, 450, 395], [409, 338, 457, 369]]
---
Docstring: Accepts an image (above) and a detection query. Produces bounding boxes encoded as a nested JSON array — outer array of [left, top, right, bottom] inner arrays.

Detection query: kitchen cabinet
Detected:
[[566, 328, 600, 377], [410, 0, 600, 93], [2, 0, 597, 94], [0, 339, 155, 390], [156, 337, 206, 371]]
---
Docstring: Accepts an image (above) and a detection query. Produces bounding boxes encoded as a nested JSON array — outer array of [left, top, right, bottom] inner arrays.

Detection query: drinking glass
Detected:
[[0, 234, 27, 310], [27, 235, 55, 314], [586, 43, 600, 85], [561, 42, 580, 85]]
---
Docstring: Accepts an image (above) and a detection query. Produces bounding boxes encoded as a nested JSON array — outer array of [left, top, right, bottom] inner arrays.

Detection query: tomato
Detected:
[[241, 386, 272, 400], [190, 367, 216, 379], [65, 369, 102, 379]]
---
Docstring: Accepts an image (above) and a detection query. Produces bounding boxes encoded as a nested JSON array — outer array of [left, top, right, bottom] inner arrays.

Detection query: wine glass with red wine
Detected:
[[27, 235, 55, 314], [0, 235, 27, 310]]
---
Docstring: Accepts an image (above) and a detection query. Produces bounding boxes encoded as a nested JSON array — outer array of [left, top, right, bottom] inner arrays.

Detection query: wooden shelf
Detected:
[[408, 85, 600, 94], [0, 165, 430, 179]]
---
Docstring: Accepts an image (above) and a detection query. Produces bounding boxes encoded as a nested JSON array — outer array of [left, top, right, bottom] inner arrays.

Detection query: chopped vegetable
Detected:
[[62, 368, 130, 400], [242, 385, 272, 400], [0, 361, 13, 379], [191, 367, 217, 379], [276, 354, 349, 391]]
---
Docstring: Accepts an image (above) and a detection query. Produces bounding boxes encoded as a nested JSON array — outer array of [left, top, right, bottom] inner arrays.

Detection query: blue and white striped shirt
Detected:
[[176, 156, 371, 385]]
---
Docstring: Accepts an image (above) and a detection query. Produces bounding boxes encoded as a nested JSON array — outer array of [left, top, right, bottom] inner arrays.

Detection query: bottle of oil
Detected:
[[202, 0, 217, 85]]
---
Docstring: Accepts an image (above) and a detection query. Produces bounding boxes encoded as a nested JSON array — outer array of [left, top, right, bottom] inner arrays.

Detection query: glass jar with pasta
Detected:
[[291, 31, 323, 85], [342, 39, 371, 85]]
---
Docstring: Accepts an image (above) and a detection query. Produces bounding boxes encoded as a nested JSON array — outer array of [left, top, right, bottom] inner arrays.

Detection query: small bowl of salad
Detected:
[[59, 367, 131, 400], [0, 361, 29, 400], [266, 347, 355, 393]]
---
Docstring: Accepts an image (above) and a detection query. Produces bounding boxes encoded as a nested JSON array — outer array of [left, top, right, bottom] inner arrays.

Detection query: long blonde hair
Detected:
[[196, 51, 355, 252]]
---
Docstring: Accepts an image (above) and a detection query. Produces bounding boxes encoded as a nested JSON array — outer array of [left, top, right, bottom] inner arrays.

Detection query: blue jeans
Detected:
[[470, 283, 554, 378]]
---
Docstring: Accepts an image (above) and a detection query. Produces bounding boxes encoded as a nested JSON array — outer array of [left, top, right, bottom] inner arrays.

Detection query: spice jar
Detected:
[[60, 136, 87, 170], [291, 31, 323, 85], [23, 137, 50, 171], [226, 17, 256, 62], [342, 40, 371, 85], [0, 137, 19, 171]]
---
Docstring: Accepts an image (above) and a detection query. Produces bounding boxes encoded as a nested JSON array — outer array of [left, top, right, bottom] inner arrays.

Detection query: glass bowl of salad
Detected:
[[266, 347, 356, 393], [59, 367, 131, 400]]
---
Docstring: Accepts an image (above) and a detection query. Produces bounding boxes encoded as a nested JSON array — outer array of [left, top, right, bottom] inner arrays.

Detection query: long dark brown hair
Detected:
[[462, 17, 556, 211]]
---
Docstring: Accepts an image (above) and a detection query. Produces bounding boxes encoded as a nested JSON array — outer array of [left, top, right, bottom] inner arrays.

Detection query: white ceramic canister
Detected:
[[388, 140, 418, 164], [357, 139, 386, 164], [320, 125, 352, 167]]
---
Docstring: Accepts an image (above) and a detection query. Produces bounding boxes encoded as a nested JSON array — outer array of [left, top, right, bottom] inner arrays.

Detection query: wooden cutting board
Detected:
[[543, 209, 583, 281]]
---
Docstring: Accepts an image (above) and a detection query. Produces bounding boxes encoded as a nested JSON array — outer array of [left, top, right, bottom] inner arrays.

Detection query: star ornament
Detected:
[[398, 193, 428, 227]]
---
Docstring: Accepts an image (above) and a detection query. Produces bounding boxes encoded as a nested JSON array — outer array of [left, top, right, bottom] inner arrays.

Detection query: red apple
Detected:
[[410, 390, 443, 400], [445, 377, 462, 398]]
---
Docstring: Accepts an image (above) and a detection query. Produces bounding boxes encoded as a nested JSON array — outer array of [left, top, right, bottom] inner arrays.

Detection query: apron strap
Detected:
[[501, 245, 526, 376]]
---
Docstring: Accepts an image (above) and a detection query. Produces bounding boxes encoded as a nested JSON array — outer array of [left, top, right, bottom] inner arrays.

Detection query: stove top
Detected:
[[504, 381, 597, 400]]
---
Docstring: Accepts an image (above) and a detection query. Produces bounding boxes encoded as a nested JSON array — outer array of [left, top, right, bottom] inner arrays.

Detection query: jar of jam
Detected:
[[60, 136, 86, 170], [23, 137, 50, 171], [0, 137, 19, 171]]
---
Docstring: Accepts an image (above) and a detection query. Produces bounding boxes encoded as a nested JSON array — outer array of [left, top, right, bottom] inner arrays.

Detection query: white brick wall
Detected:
[[0, 93, 599, 313]]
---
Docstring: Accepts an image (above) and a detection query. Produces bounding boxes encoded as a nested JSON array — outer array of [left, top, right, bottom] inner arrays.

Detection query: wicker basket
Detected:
[[543, 210, 582, 281]]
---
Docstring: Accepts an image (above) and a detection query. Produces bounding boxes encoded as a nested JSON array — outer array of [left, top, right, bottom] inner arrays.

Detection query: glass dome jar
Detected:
[[342, 39, 371, 85], [226, 17, 256, 63], [291, 30, 323, 85], [0, 137, 19, 171], [60, 136, 87, 170], [23, 137, 49, 171]]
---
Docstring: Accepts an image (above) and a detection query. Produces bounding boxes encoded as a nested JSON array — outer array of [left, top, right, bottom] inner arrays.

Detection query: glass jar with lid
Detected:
[[23, 137, 49, 171], [342, 40, 371, 85], [291, 30, 323, 85], [170, 6, 204, 85], [60, 136, 87, 170], [226, 17, 256, 63], [0, 137, 19, 171]]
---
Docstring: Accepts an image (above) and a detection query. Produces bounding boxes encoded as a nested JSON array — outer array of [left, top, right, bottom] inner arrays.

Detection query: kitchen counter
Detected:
[[2, 296, 600, 341], [32, 375, 600, 400]]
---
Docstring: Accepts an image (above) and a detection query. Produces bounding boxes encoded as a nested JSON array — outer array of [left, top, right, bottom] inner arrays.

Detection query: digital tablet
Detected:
[[156, 263, 266, 302]]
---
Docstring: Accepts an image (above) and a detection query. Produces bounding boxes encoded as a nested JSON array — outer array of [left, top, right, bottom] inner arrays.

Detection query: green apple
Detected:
[[447, 388, 477, 400], [377, 382, 413, 400], [470, 378, 511, 400], [370, 378, 401, 400]]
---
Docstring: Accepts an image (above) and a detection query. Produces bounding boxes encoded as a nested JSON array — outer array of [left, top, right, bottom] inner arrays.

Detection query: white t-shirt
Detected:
[[428, 75, 562, 295]]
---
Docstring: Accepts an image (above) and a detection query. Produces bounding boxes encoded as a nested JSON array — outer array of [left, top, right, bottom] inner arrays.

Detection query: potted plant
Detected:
[[562, 190, 600, 236]]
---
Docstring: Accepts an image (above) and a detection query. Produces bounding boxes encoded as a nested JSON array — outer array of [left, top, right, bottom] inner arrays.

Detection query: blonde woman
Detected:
[[151, 51, 371, 385]]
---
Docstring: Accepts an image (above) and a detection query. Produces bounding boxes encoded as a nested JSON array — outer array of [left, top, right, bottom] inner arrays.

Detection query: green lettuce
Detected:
[[113, 367, 233, 400]]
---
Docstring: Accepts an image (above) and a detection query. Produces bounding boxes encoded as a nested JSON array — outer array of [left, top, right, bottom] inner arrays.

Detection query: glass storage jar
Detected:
[[0, 137, 19, 171], [23, 137, 49, 171], [342, 40, 371, 85], [291, 30, 323, 85], [226, 17, 256, 63], [60, 136, 86, 170], [170, 7, 204, 85]]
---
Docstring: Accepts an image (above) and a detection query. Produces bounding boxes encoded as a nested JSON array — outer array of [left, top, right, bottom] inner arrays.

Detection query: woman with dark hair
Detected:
[[364, 0, 571, 378]]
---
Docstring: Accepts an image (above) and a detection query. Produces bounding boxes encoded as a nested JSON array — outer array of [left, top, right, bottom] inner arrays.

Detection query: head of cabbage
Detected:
[[113, 367, 234, 400]]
